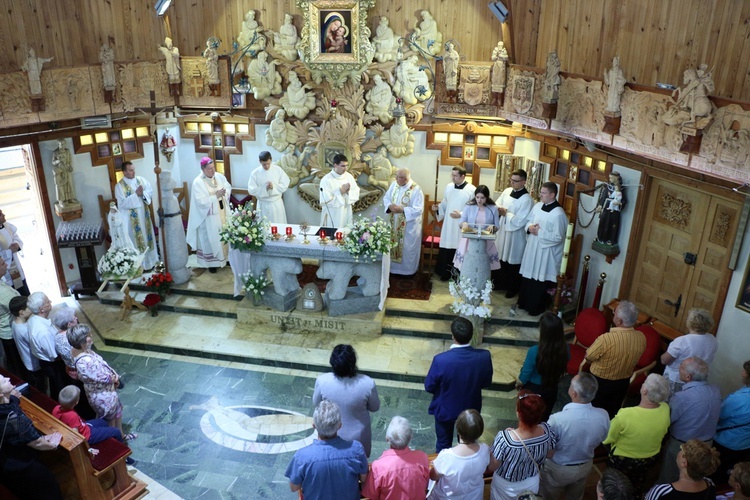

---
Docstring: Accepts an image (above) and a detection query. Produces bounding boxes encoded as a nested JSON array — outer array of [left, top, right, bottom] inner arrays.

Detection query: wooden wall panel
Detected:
[[1, 0, 750, 101]]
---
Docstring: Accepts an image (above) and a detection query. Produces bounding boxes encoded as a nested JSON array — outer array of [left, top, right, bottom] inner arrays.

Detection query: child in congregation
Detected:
[[53, 385, 135, 464]]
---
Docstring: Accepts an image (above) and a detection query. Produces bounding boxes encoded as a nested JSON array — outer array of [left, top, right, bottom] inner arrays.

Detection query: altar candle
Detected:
[[271, 226, 278, 235], [335, 231, 343, 241], [560, 223, 574, 275], [286, 227, 293, 236]]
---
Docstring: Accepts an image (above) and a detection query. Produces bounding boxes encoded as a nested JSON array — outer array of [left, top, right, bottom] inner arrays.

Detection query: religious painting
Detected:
[[738, 258, 750, 313], [112, 143, 122, 156], [297, 0, 375, 87]]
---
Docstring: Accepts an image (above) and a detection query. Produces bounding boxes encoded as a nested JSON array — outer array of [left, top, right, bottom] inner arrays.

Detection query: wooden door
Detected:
[[631, 177, 741, 331]]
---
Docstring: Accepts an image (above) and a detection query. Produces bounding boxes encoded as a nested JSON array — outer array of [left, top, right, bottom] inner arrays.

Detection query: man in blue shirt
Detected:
[[286, 400, 368, 500], [658, 357, 721, 483], [712, 359, 750, 484]]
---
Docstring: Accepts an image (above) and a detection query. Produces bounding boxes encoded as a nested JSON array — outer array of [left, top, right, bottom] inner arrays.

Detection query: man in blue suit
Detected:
[[425, 317, 494, 452]]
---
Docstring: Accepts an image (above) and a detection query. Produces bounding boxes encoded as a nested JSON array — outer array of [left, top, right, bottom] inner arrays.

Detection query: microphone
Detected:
[[320, 187, 336, 236]]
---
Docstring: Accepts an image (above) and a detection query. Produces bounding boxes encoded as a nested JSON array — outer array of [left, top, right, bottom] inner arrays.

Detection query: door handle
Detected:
[[664, 294, 682, 318], [684, 252, 697, 266]]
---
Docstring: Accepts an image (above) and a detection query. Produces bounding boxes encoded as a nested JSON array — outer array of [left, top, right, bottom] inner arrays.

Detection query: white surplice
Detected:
[[319, 171, 361, 227], [114, 176, 159, 270], [247, 163, 290, 223], [519, 202, 568, 282], [494, 187, 533, 265], [186, 172, 232, 267], [383, 181, 424, 275], [0, 222, 25, 288], [436, 182, 476, 249]]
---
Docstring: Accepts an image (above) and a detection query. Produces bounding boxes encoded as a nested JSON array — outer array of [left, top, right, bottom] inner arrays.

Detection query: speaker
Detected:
[[488, 1, 509, 23]]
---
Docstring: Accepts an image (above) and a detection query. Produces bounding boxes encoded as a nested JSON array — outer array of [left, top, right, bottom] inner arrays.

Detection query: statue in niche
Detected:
[[443, 42, 459, 93], [394, 55, 432, 105], [604, 56, 626, 114], [21, 48, 53, 96], [247, 51, 282, 100], [491, 41, 509, 94], [265, 110, 297, 152], [662, 65, 715, 129], [381, 115, 415, 158], [543, 50, 561, 101], [51, 139, 78, 206], [279, 71, 316, 119], [366, 147, 396, 190], [273, 13, 298, 61], [108, 202, 134, 250], [372, 16, 400, 63], [158, 37, 181, 84], [204, 38, 220, 87], [365, 74, 396, 123], [99, 43, 116, 91], [238, 10, 266, 55], [596, 172, 626, 246], [413, 10, 443, 56], [279, 145, 306, 187]]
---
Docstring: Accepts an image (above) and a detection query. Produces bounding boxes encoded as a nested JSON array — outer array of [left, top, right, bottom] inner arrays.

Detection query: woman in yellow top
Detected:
[[603, 373, 671, 496]]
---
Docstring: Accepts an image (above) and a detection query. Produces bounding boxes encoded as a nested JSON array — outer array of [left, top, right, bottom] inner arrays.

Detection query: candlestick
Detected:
[[285, 227, 292, 236], [271, 226, 278, 235], [560, 223, 573, 275]]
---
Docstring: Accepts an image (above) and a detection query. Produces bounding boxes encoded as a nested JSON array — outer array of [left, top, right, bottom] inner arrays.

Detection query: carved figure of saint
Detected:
[[247, 51, 282, 100], [596, 172, 626, 245], [394, 55, 432, 105], [543, 50, 561, 101], [365, 74, 396, 123], [266, 110, 295, 151], [372, 16, 399, 63], [99, 43, 116, 90], [604, 56, 626, 113], [274, 13, 298, 61], [51, 139, 78, 206], [279, 145, 306, 187], [238, 10, 267, 55], [21, 48, 53, 96], [443, 42, 459, 91], [663, 65, 715, 128], [381, 116, 415, 158], [414, 10, 442, 56], [367, 147, 396, 190], [158, 37, 181, 83], [204, 39, 220, 85], [491, 41, 509, 93], [279, 71, 316, 119]]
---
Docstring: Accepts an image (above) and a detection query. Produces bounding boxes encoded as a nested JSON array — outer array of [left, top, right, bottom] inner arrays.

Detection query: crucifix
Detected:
[[135, 90, 172, 272]]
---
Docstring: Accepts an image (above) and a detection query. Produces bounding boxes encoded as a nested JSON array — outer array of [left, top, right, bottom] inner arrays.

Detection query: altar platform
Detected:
[[84, 266, 547, 391]]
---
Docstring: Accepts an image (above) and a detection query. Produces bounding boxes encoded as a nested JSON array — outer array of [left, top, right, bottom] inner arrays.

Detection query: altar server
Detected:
[[247, 151, 290, 223], [431, 167, 475, 281], [319, 154, 360, 227]]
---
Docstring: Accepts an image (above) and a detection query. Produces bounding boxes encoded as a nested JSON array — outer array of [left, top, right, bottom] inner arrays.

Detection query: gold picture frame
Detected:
[[297, 0, 375, 87]]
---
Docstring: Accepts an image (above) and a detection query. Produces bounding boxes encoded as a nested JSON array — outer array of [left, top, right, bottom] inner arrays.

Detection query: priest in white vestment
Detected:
[[383, 168, 423, 275], [517, 182, 568, 316], [432, 166, 475, 281], [114, 161, 159, 270], [319, 154, 360, 227], [494, 169, 533, 298], [186, 157, 232, 273], [247, 151, 290, 223], [0, 209, 29, 295]]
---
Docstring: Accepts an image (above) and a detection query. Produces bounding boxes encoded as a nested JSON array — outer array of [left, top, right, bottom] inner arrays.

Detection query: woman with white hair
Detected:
[[363, 416, 430, 499], [604, 373, 671, 496], [661, 308, 718, 393], [50, 307, 95, 419]]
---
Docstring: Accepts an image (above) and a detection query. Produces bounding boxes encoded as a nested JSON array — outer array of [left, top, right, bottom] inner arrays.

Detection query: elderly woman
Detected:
[[50, 307, 96, 419], [604, 373, 671, 495], [0, 374, 63, 499], [661, 308, 718, 393], [363, 416, 429, 499], [712, 360, 750, 485], [730, 462, 750, 500], [645, 439, 719, 499], [491, 392, 555, 499], [313, 344, 380, 457], [430, 409, 498, 499], [67, 324, 134, 439], [597, 468, 635, 500]]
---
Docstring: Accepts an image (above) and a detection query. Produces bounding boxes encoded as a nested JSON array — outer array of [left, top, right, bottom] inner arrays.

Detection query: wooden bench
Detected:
[[1, 369, 146, 499]]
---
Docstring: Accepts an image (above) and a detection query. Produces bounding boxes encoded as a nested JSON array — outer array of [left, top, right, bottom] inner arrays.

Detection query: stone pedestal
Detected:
[[317, 260, 381, 301], [262, 287, 299, 312], [326, 287, 381, 317], [30, 95, 45, 112], [602, 112, 621, 134], [460, 234, 492, 294], [55, 201, 83, 221], [679, 126, 703, 154], [464, 315, 486, 347], [542, 100, 558, 119], [160, 170, 191, 284], [103, 89, 115, 103]]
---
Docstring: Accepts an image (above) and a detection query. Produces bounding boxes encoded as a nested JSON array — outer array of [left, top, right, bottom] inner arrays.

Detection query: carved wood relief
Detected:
[[658, 193, 692, 231], [710, 205, 735, 247]]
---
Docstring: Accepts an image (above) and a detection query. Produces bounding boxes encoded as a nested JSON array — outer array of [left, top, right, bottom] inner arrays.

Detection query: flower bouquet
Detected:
[[340, 216, 393, 262], [240, 271, 270, 304], [546, 283, 575, 306], [142, 293, 161, 316], [219, 207, 269, 252], [145, 272, 174, 298], [449, 277, 493, 319], [97, 247, 142, 279]]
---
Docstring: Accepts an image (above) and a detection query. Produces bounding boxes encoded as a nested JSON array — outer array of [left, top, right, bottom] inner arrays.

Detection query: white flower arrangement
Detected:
[[220, 207, 270, 252], [340, 216, 393, 262], [98, 246, 141, 279], [240, 271, 270, 300], [449, 277, 493, 319]]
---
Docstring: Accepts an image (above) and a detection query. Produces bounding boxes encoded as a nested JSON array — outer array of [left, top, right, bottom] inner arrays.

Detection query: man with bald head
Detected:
[[383, 168, 423, 275]]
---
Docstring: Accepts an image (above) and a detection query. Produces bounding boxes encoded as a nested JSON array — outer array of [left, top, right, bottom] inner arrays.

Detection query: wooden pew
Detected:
[[1, 369, 146, 499]]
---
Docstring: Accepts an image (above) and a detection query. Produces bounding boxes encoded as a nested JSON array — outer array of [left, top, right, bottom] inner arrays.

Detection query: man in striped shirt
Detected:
[[585, 300, 646, 418]]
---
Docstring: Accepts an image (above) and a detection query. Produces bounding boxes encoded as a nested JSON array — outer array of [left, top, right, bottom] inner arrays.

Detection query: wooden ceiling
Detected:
[[1, 0, 749, 101]]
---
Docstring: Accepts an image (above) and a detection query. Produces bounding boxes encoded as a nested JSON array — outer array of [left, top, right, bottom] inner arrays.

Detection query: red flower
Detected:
[[142, 293, 161, 307]]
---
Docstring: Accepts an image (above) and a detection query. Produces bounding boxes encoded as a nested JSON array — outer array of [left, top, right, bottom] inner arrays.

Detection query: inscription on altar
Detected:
[[270, 315, 346, 331]]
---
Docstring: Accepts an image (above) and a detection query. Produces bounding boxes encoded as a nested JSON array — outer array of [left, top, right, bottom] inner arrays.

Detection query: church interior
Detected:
[[1, 0, 750, 498]]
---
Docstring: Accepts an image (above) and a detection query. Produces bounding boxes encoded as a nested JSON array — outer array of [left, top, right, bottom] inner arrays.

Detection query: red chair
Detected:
[[627, 324, 662, 395], [566, 308, 608, 375]]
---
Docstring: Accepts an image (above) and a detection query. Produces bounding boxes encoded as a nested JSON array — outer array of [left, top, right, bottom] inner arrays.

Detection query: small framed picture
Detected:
[[112, 143, 122, 156]]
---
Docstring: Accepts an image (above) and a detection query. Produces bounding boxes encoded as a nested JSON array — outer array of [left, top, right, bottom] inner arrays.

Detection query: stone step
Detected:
[[382, 316, 538, 347]]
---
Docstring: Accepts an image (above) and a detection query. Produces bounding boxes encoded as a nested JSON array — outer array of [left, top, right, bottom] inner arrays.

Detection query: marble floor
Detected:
[[68, 268, 573, 498]]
